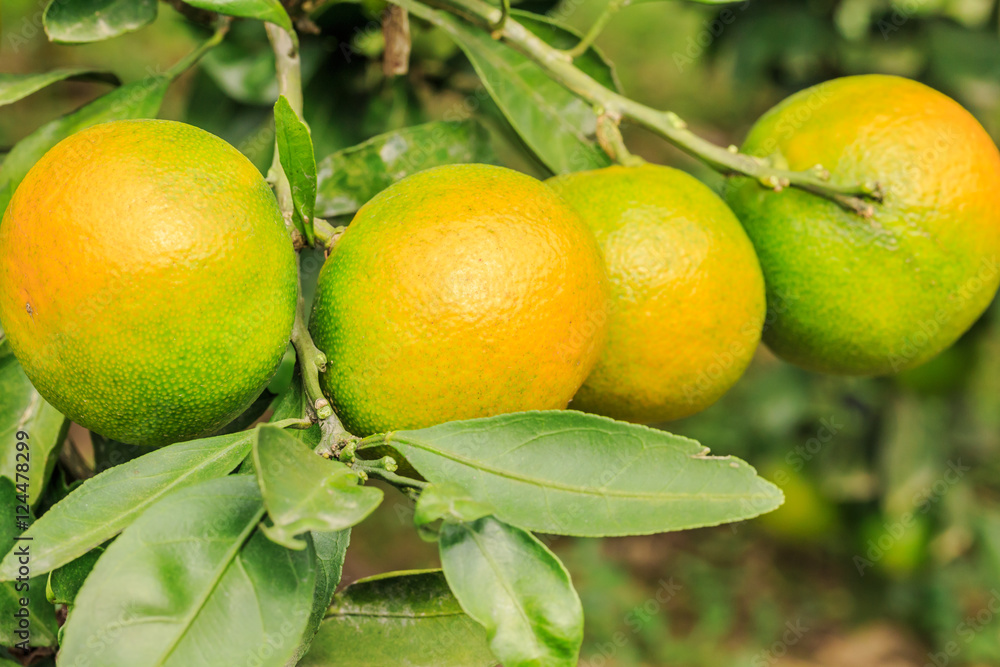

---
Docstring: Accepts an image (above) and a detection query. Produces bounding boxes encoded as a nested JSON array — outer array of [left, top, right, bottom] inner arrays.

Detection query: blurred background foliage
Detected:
[[3, 0, 1000, 664]]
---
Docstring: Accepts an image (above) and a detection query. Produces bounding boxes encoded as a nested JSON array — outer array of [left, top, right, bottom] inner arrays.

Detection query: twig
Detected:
[[562, 0, 625, 59], [265, 23, 307, 243], [400, 0, 883, 215], [165, 19, 231, 80]]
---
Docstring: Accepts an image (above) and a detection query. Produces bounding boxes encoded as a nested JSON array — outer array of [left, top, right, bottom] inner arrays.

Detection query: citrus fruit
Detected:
[[547, 164, 765, 423], [309, 164, 609, 437], [0, 119, 298, 446], [725, 74, 1000, 376]]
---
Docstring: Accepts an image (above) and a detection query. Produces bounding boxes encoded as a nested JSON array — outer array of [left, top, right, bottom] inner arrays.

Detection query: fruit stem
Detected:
[[312, 218, 344, 250], [266, 22, 307, 244], [561, 0, 625, 59], [402, 0, 883, 216], [289, 259, 355, 451], [596, 112, 645, 167], [165, 17, 232, 81]]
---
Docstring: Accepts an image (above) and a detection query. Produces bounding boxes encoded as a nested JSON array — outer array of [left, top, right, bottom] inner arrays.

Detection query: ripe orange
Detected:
[[309, 164, 609, 436], [725, 75, 1000, 376], [0, 120, 298, 446], [548, 164, 765, 423]]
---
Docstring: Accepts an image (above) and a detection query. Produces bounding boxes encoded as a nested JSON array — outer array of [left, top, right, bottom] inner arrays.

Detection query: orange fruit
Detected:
[[725, 75, 1000, 376], [309, 164, 608, 437], [0, 120, 297, 446], [548, 164, 765, 423]]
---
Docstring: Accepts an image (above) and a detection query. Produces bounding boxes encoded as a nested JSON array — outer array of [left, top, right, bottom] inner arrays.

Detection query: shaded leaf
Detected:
[[0, 76, 169, 212], [315, 120, 494, 218], [414, 482, 492, 541], [512, 10, 622, 92], [182, 0, 294, 36], [0, 341, 67, 509], [274, 95, 317, 244], [402, 2, 610, 174], [0, 69, 119, 106], [441, 517, 582, 667], [200, 35, 278, 105], [0, 431, 253, 580], [254, 424, 382, 549], [364, 410, 784, 537], [59, 475, 317, 667], [291, 529, 351, 665], [45, 547, 104, 607], [300, 569, 496, 667], [0, 478, 58, 648], [44, 0, 158, 43]]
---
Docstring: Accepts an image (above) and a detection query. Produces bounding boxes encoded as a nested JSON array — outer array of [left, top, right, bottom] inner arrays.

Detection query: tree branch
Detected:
[[403, 0, 883, 215]]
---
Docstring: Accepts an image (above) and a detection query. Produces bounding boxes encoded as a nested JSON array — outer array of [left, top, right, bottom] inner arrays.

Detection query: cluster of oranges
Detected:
[[2, 75, 999, 446]]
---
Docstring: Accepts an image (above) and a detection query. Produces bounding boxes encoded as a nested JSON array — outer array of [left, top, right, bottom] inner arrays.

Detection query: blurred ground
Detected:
[[5, 0, 1000, 665]]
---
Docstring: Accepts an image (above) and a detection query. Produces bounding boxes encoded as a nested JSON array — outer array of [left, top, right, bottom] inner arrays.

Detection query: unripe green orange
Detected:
[[548, 164, 765, 423], [726, 75, 1000, 376], [0, 120, 298, 446]]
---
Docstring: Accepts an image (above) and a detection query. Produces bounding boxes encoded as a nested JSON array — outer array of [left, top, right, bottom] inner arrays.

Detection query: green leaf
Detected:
[[270, 373, 322, 447], [44, 0, 158, 43], [440, 517, 582, 667], [0, 478, 58, 648], [45, 547, 104, 607], [0, 76, 169, 212], [182, 0, 294, 37], [0, 341, 67, 509], [414, 482, 492, 541], [511, 10, 622, 93], [402, 2, 610, 174], [59, 475, 317, 667], [0, 69, 119, 106], [300, 569, 497, 667], [0, 430, 253, 581], [291, 528, 351, 665], [315, 120, 495, 218], [365, 410, 784, 537], [274, 95, 317, 245], [254, 424, 382, 549]]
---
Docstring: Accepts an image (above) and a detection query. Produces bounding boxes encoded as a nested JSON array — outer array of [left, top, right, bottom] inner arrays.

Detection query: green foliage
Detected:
[[314, 120, 495, 218], [407, 3, 612, 174], [44, 0, 158, 43], [254, 424, 382, 549], [368, 410, 783, 537], [274, 95, 318, 243], [0, 478, 58, 648], [300, 570, 496, 666], [58, 475, 316, 666], [0, 343, 66, 509], [0, 69, 118, 106], [183, 0, 295, 38], [45, 547, 103, 607], [0, 431, 253, 580], [440, 516, 584, 667], [12, 0, 995, 664]]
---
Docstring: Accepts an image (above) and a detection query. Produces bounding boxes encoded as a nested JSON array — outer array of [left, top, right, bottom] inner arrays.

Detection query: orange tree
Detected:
[[0, 0, 997, 665]]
